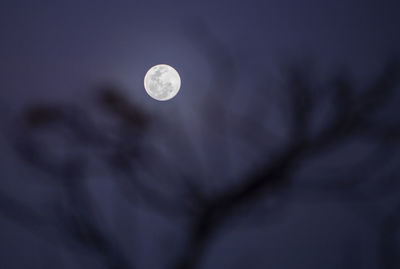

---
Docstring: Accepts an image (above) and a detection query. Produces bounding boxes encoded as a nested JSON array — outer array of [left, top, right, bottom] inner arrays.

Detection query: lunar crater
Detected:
[[144, 64, 181, 101]]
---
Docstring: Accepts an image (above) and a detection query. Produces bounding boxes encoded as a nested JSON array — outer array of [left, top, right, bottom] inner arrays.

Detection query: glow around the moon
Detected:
[[144, 64, 181, 101]]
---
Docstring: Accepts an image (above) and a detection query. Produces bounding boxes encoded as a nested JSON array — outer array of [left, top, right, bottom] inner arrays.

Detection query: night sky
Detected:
[[1, 1, 400, 268]]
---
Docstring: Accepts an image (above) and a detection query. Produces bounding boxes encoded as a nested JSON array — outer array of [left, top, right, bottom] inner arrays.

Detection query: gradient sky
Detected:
[[1, 0, 399, 106], [1, 1, 400, 268]]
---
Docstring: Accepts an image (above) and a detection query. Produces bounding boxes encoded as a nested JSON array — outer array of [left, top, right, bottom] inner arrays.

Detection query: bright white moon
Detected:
[[144, 64, 181, 101]]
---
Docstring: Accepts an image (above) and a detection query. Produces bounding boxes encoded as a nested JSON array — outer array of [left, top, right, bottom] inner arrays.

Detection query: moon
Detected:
[[144, 64, 181, 101]]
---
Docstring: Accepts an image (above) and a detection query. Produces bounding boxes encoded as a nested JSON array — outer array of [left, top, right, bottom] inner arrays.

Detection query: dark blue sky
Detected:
[[0, 1, 400, 269], [1, 0, 399, 106]]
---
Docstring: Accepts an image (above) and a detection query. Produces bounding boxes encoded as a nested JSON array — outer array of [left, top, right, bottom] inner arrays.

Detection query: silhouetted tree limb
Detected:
[[173, 59, 400, 269], [0, 21, 398, 269]]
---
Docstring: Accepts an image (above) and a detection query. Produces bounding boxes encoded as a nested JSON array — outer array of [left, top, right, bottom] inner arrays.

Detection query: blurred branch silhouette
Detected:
[[1, 21, 399, 269]]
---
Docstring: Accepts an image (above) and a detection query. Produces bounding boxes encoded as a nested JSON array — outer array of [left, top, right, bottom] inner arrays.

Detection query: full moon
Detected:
[[144, 64, 181, 101]]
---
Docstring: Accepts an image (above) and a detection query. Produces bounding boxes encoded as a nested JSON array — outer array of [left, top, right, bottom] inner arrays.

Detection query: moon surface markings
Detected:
[[144, 64, 181, 101]]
